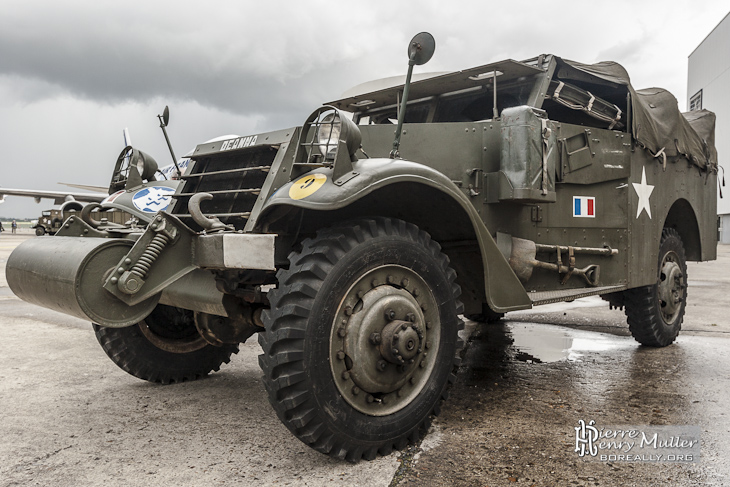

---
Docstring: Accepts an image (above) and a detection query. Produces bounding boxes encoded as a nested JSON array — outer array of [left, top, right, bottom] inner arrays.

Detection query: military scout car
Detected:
[[6, 33, 718, 462]]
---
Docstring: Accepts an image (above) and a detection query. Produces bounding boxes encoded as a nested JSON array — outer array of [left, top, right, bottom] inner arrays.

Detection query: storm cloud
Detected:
[[1, 0, 727, 218]]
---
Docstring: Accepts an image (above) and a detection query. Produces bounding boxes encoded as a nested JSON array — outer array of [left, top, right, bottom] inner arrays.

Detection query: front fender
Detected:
[[261, 158, 531, 312]]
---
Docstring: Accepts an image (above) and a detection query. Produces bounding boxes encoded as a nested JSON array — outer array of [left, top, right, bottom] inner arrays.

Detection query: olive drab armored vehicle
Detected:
[[6, 33, 718, 462]]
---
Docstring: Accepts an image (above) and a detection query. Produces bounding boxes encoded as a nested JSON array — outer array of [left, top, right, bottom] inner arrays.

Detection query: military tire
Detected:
[[258, 218, 464, 462], [624, 228, 687, 347], [35, 226, 46, 236], [94, 304, 238, 384], [466, 303, 505, 323]]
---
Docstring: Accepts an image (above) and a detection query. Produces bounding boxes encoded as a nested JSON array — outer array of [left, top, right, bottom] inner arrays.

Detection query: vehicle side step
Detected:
[[528, 285, 628, 306]]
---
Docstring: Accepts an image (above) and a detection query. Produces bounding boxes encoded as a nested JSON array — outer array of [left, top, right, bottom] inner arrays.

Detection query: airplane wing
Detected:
[[0, 187, 106, 205], [59, 182, 110, 193]]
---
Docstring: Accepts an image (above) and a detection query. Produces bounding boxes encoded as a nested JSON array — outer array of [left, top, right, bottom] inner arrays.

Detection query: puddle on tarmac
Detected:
[[504, 322, 632, 363]]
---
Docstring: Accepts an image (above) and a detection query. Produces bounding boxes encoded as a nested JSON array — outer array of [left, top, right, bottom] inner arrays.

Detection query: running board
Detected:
[[528, 285, 628, 306]]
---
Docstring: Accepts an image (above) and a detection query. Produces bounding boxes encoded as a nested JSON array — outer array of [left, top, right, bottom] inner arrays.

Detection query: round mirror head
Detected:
[[162, 106, 170, 127], [408, 32, 435, 65]]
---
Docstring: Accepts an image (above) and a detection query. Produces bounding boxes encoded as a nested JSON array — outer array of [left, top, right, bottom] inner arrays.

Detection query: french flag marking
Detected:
[[573, 196, 596, 218]]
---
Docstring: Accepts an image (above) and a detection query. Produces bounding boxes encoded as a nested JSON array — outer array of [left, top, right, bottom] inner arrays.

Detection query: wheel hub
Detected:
[[658, 258, 684, 322], [330, 266, 439, 416], [379, 319, 423, 364]]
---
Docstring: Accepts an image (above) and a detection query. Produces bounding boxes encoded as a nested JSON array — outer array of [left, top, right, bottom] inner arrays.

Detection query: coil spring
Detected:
[[130, 233, 170, 279]]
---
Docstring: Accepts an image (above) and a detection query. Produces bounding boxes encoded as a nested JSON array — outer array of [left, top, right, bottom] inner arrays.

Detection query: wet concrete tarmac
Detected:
[[1, 234, 729, 486], [396, 322, 730, 486]]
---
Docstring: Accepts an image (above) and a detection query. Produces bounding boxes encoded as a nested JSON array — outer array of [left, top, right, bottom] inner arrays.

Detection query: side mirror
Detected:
[[162, 106, 170, 127], [391, 32, 435, 158], [408, 32, 435, 66]]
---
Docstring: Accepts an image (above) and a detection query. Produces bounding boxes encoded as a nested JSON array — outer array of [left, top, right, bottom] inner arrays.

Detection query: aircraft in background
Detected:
[[0, 187, 107, 212], [1, 104, 241, 218], [0, 126, 204, 212]]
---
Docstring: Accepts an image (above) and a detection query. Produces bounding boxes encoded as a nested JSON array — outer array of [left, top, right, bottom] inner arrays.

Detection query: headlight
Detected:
[[317, 112, 341, 160], [129, 149, 159, 181], [295, 106, 362, 171]]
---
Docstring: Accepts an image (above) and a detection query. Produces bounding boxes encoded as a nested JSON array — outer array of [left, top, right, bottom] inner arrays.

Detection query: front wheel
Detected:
[[624, 228, 687, 347], [258, 218, 464, 461], [35, 227, 46, 236], [94, 304, 238, 384]]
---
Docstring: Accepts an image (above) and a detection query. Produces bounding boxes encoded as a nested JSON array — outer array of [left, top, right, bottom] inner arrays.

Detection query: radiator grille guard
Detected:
[[169, 147, 276, 232]]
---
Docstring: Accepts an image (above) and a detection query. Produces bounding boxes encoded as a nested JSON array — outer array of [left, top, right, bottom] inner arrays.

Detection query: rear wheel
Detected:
[[624, 228, 687, 347], [94, 304, 238, 384], [259, 218, 464, 461]]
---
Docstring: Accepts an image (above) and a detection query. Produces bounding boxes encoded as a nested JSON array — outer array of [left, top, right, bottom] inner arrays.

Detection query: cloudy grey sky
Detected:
[[1, 0, 728, 218]]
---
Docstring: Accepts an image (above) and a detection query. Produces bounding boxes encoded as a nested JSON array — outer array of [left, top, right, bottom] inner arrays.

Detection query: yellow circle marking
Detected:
[[289, 173, 327, 200]]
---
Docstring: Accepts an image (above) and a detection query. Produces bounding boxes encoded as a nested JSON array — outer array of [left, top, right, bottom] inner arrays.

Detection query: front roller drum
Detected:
[[6, 237, 160, 327]]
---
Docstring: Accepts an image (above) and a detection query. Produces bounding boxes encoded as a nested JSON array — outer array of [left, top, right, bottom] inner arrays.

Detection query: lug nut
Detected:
[[425, 340, 431, 349], [426, 321, 432, 330], [344, 306, 353, 316], [406, 313, 416, 322], [401, 278, 409, 287], [336, 351, 345, 360], [341, 371, 350, 380], [385, 309, 396, 321], [409, 377, 416, 384], [377, 360, 387, 372], [413, 288, 419, 297], [366, 395, 374, 403], [352, 387, 360, 395], [369, 333, 382, 345], [338, 328, 347, 338], [401, 323, 408, 331]]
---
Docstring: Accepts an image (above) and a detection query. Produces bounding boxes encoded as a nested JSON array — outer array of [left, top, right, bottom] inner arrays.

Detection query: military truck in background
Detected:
[[32, 207, 136, 236], [6, 33, 718, 462]]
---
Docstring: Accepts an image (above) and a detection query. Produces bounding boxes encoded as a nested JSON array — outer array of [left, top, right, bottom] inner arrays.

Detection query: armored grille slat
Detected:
[[176, 188, 260, 196], [171, 147, 276, 231], [181, 165, 271, 178], [174, 212, 251, 219]]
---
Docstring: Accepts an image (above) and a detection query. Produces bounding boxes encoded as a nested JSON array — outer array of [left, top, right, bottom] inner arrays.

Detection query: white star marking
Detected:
[[632, 166, 654, 219]]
